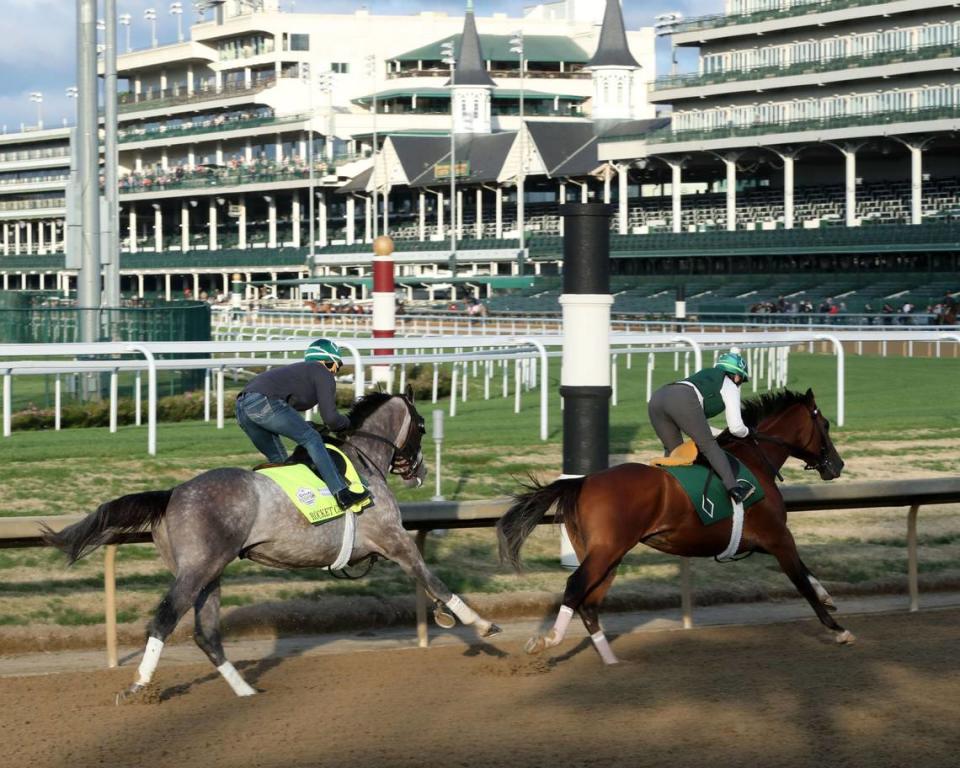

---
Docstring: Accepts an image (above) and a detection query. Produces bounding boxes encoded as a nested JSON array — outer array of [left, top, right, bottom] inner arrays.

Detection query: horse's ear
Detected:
[[804, 388, 815, 402], [405, 383, 414, 402]]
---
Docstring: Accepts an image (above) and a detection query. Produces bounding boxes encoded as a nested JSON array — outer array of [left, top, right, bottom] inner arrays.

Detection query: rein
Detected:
[[747, 406, 832, 480], [340, 398, 425, 482]]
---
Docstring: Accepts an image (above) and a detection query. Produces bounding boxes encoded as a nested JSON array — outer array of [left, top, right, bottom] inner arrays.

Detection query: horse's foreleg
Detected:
[[801, 559, 837, 612], [383, 532, 501, 638], [770, 535, 854, 644], [193, 579, 256, 697]]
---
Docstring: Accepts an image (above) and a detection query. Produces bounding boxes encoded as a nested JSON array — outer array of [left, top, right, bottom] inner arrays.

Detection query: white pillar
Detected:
[[209, 200, 218, 250], [292, 194, 301, 248], [154, 206, 163, 252], [137, 273, 144, 298], [2, 223, 8, 256], [418, 191, 426, 241], [603, 166, 612, 204], [910, 145, 923, 226], [13, 222, 20, 254], [456, 189, 463, 238], [128, 208, 137, 253], [319, 192, 328, 247], [671, 162, 682, 234], [26, 221, 33, 254], [180, 202, 189, 252], [436, 191, 444, 239], [164, 273, 172, 301], [475, 188, 483, 239], [844, 146, 857, 227], [725, 155, 737, 232], [783, 154, 795, 229], [364, 196, 372, 242], [617, 165, 628, 235], [382, 188, 389, 236], [495, 187, 503, 238], [37, 221, 46, 254], [238, 199, 247, 249], [346, 196, 356, 245], [267, 197, 277, 247]]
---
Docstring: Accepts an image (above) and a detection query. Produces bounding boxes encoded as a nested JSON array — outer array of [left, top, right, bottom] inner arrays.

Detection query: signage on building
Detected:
[[433, 161, 470, 180], [227, 204, 242, 217]]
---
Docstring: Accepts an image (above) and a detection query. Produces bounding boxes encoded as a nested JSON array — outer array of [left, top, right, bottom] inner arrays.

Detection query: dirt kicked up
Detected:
[[2, 609, 957, 768]]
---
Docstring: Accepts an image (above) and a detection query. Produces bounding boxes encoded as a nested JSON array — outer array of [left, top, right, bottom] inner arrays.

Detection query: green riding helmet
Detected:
[[304, 338, 344, 367], [717, 350, 749, 382]]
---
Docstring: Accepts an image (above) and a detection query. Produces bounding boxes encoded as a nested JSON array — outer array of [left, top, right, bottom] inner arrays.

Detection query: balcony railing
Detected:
[[0, 198, 65, 212], [118, 113, 307, 144], [674, 0, 900, 35], [0, 173, 70, 187], [653, 41, 960, 91], [117, 78, 278, 114], [0, 147, 70, 164], [607, 104, 960, 145], [387, 68, 590, 80]]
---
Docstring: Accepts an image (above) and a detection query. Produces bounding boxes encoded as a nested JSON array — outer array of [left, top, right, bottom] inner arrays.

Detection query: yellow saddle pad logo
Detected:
[[256, 445, 371, 525]]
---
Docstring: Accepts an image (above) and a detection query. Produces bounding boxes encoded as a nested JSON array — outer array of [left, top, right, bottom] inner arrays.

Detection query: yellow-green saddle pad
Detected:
[[256, 445, 372, 525]]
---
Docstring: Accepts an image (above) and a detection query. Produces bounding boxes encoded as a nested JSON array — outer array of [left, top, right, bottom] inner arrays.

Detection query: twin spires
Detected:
[[449, 0, 496, 88], [448, 0, 495, 134], [588, 0, 640, 69], [588, 0, 640, 121]]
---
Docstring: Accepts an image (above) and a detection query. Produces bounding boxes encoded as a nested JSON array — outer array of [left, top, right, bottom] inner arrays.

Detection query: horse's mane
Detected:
[[346, 391, 393, 425], [740, 389, 809, 429]]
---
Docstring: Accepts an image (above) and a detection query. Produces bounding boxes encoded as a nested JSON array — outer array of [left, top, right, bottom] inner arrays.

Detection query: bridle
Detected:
[[343, 396, 426, 481], [749, 406, 836, 479]]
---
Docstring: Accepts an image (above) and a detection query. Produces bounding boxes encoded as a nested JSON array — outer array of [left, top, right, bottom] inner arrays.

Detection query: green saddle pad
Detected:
[[661, 455, 765, 526], [256, 445, 371, 525]]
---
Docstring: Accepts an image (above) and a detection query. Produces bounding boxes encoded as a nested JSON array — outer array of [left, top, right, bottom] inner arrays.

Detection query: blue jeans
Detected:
[[235, 392, 348, 495]]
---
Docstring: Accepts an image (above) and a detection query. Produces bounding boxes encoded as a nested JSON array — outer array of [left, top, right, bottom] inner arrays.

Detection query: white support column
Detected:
[[436, 191, 445, 239], [456, 189, 463, 239], [783, 153, 795, 229], [180, 202, 189, 252], [603, 165, 612, 204], [37, 221, 46, 254], [364, 196, 372, 243], [154, 205, 163, 252], [238, 199, 247, 249], [137, 273, 144, 298], [292, 193, 301, 248], [617, 164, 628, 235], [844, 146, 857, 227], [26, 221, 33, 254], [382, 188, 389, 236], [164, 273, 172, 301], [475, 188, 483, 239], [2, 224, 8, 256], [725, 154, 737, 232], [128, 207, 138, 253], [346, 196, 356, 245], [910, 145, 923, 226], [215, 142, 224, 165], [495, 187, 503, 238], [267, 196, 277, 248], [318, 191, 328, 247], [208, 199, 218, 250], [418, 191, 426, 241], [13, 222, 20, 254], [671, 161, 682, 234]]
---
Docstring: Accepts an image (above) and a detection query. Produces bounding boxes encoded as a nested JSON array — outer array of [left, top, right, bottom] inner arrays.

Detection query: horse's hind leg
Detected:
[[193, 579, 256, 697], [801, 559, 837, 612], [770, 532, 854, 644], [380, 531, 501, 638]]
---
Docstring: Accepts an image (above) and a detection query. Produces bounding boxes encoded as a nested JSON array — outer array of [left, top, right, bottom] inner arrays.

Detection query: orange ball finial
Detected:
[[373, 235, 395, 257]]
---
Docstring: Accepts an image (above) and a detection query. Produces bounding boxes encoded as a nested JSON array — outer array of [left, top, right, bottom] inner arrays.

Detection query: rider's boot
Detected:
[[334, 487, 372, 510], [728, 479, 754, 505]]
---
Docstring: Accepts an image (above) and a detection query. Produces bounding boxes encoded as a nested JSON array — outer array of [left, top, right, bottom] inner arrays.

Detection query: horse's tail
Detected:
[[497, 475, 585, 571], [41, 489, 173, 565]]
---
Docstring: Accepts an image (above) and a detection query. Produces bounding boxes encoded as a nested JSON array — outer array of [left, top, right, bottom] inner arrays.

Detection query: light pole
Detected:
[[316, 70, 334, 162], [301, 62, 316, 273], [510, 30, 525, 256], [119, 13, 131, 52], [170, 2, 184, 42], [65, 86, 78, 123], [29, 92, 43, 129], [365, 54, 379, 239], [441, 40, 456, 266], [144, 8, 158, 48]]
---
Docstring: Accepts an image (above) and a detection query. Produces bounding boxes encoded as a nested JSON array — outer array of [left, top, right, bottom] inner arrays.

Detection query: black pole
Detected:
[[559, 202, 613, 478]]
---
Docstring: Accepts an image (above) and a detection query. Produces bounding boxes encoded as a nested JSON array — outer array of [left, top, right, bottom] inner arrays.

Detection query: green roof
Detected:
[[353, 88, 585, 105], [393, 34, 590, 63]]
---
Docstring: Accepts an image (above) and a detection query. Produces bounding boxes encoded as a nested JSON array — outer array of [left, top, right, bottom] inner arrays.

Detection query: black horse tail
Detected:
[[497, 475, 585, 572], [41, 489, 173, 565]]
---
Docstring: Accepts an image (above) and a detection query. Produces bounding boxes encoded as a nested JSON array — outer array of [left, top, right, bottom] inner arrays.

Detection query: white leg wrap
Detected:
[[809, 575, 831, 602], [591, 631, 619, 665], [217, 662, 257, 697], [135, 637, 164, 685], [546, 605, 575, 646], [446, 594, 478, 626]]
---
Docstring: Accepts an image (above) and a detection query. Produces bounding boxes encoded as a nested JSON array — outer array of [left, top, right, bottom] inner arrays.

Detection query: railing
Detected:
[[673, 0, 899, 35], [0, 198, 65, 212], [0, 173, 69, 186], [117, 79, 277, 113], [610, 104, 960, 145], [653, 41, 960, 91], [5, 476, 958, 663], [387, 68, 591, 80], [118, 113, 307, 144], [0, 147, 70, 164]]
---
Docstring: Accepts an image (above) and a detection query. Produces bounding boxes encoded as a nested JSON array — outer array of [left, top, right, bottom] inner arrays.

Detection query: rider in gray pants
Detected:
[[648, 350, 753, 504]]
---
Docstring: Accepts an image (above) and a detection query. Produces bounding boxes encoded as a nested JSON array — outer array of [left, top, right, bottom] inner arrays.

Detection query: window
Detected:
[[331, 62, 349, 74]]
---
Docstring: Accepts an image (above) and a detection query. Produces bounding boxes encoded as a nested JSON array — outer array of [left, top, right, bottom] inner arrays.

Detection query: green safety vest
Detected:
[[682, 367, 727, 419]]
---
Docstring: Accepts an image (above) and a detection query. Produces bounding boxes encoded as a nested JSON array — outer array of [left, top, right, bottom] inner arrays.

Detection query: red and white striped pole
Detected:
[[372, 235, 395, 387]]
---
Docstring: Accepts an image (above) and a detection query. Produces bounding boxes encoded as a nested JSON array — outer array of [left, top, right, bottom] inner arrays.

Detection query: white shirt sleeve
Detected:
[[720, 376, 749, 438]]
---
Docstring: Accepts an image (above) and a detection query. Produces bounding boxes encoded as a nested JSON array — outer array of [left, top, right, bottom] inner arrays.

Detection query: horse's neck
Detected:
[[352, 404, 400, 471], [754, 411, 802, 473]]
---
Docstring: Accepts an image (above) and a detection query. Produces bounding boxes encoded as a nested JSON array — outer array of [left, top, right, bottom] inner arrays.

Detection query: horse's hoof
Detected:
[[481, 623, 502, 639], [524, 635, 546, 655], [433, 604, 456, 630], [835, 630, 856, 645], [115, 682, 159, 705]]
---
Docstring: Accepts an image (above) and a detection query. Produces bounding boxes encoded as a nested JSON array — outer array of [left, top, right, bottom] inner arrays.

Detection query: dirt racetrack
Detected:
[[2, 608, 957, 768]]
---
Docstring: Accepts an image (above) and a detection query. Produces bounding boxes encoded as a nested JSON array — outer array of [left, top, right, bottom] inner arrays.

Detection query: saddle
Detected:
[[649, 440, 698, 467]]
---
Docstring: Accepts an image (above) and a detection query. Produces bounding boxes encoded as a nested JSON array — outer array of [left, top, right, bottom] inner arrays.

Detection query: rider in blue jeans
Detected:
[[235, 338, 371, 510]]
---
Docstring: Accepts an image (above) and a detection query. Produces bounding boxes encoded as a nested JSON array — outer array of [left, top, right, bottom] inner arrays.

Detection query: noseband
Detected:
[[345, 397, 426, 481]]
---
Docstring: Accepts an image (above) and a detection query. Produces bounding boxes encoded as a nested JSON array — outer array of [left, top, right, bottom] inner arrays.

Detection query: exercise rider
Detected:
[[648, 349, 754, 504], [235, 338, 371, 510]]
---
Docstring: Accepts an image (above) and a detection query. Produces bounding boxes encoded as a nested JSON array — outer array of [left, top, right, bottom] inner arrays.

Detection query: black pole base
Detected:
[[560, 385, 611, 476]]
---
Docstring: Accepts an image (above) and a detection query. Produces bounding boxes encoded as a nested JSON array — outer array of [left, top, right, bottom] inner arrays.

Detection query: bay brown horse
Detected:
[[497, 388, 852, 665]]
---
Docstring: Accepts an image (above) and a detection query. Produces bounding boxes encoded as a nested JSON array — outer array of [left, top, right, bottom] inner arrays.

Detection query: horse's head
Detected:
[[349, 388, 427, 488], [790, 389, 844, 481]]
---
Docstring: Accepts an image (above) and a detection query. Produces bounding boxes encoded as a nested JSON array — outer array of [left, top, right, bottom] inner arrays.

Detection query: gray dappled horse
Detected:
[[44, 391, 500, 703]]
